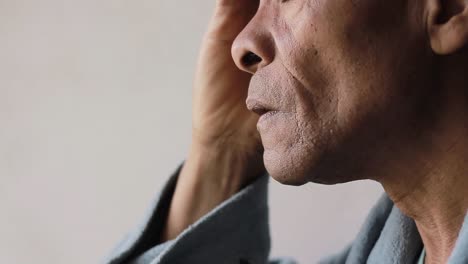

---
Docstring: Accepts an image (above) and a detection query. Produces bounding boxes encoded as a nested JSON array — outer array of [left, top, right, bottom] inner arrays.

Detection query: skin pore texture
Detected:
[[232, 0, 468, 263], [162, 1, 468, 263]]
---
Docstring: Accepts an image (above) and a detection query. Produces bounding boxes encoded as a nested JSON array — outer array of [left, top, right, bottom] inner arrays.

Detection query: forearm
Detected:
[[161, 143, 264, 242]]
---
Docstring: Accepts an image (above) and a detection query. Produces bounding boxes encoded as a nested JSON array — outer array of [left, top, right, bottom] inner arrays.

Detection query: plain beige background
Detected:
[[0, 1, 384, 263]]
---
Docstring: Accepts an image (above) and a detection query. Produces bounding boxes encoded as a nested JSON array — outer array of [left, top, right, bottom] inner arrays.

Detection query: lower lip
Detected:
[[258, 111, 279, 128]]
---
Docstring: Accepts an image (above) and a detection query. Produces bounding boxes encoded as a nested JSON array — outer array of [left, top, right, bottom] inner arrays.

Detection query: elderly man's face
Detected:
[[233, 0, 437, 185]]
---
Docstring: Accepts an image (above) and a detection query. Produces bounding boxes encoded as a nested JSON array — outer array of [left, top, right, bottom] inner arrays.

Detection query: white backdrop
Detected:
[[0, 1, 383, 263]]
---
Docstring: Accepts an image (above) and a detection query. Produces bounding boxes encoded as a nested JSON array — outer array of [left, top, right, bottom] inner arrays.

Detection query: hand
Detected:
[[162, 1, 264, 242], [191, 0, 264, 182]]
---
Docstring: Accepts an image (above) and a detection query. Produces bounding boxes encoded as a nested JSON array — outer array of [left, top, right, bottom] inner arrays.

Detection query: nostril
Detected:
[[241, 52, 262, 68]]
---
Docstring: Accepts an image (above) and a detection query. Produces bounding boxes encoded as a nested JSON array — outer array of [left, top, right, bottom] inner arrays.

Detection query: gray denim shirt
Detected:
[[103, 164, 468, 264]]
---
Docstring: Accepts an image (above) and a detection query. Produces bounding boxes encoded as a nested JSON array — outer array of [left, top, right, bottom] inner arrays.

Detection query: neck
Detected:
[[386, 158, 468, 263], [381, 77, 468, 263]]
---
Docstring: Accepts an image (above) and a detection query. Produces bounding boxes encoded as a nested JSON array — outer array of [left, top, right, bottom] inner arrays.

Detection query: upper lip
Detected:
[[246, 98, 274, 116]]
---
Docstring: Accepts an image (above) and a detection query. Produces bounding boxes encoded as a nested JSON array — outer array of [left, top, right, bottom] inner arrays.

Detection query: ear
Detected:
[[427, 0, 468, 55]]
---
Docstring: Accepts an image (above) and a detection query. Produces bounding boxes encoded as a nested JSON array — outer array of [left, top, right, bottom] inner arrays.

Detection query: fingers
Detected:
[[216, 0, 259, 9], [214, 0, 259, 17], [206, 0, 259, 43]]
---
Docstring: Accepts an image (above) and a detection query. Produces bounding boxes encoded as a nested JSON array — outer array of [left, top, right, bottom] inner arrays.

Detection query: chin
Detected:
[[263, 149, 311, 186], [268, 171, 308, 186], [263, 147, 357, 186]]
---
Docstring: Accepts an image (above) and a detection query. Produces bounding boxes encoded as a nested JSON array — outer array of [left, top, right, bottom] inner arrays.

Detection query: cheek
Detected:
[[284, 0, 414, 128], [264, 0, 430, 184], [276, 4, 345, 122], [275, 27, 338, 126]]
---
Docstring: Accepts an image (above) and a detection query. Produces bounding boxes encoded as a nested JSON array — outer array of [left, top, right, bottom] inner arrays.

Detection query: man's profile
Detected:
[[105, 0, 468, 263]]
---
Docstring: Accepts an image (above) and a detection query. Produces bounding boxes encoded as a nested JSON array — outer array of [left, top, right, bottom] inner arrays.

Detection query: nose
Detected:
[[231, 18, 275, 74]]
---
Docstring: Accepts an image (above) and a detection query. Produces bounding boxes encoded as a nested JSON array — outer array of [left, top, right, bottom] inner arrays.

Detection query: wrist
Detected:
[[161, 141, 265, 241], [182, 143, 252, 195]]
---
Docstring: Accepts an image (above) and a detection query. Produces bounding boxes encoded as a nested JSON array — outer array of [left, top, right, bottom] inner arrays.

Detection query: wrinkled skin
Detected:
[[232, 0, 440, 185], [165, 1, 468, 261]]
